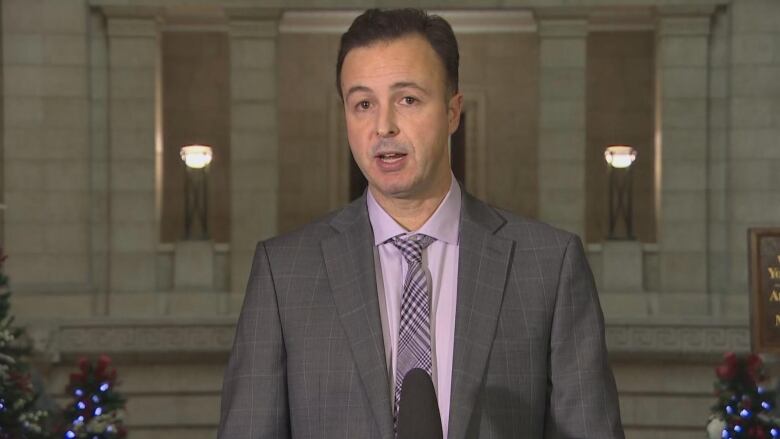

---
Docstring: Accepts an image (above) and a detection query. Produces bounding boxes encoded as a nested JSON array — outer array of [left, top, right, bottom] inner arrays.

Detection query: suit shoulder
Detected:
[[262, 195, 368, 252]]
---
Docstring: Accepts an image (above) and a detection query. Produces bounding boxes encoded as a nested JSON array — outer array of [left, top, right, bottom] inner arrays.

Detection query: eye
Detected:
[[356, 100, 371, 111], [401, 96, 418, 105]]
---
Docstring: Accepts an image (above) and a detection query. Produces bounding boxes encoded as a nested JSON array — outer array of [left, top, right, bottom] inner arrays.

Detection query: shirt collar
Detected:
[[366, 174, 461, 246]]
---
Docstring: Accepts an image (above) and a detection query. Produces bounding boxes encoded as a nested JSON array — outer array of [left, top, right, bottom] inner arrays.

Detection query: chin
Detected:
[[370, 178, 417, 200]]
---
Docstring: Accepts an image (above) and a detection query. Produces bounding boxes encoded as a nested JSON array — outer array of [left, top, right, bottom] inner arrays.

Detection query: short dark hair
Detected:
[[336, 8, 459, 99]]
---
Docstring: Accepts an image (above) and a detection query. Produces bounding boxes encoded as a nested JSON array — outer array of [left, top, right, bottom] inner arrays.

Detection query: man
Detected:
[[219, 8, 624, 439]]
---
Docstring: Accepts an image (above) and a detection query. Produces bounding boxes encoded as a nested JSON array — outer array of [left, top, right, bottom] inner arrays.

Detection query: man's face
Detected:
[[340, 34, 462, 202]]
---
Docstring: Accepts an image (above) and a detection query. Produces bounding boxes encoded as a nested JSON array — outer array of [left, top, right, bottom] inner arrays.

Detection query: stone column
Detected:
[[104, 8, 160, 295], [227, 10, 280, 295], [536, 15, 588, 239], [3, 0, 92, 290], [655, 8, 713, 293], [707, 7, 730, 299]]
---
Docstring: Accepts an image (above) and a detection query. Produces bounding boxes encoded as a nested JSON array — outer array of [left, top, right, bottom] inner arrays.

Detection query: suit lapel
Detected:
[[322, 197, 394, 439], [448, 193, 514, 439]]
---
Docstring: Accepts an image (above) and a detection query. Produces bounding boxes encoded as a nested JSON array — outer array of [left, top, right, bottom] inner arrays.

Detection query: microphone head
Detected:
[[396, 368, 443, 439]]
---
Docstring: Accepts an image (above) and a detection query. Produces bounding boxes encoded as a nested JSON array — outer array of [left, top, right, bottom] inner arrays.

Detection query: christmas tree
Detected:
[[709, 352, 780, 439], [0, 250, 51, 439], [59, 355, 127, 439]]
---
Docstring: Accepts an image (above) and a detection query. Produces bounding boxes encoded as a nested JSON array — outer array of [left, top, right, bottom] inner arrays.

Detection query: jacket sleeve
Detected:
[[218, 242, 291, 439], [544, 235, 625, 439]]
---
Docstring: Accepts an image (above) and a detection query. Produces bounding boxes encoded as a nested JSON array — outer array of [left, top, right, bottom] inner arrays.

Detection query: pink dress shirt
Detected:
[[366, 176, 461, 438]]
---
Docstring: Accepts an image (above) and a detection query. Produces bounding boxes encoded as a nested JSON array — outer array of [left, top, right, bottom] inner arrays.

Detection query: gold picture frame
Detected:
[[749, 228, 780, 353]]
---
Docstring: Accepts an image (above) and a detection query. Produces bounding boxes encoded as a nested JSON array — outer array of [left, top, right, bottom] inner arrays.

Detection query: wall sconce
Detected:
[[604, 145, 637, 240], [180, 145, 213, 169], [180, 145, 212, 240]]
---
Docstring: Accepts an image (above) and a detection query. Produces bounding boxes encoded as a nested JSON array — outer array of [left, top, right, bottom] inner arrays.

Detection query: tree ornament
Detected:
[[58, 355, 127, 439], [0, 249, 53, 439], [710, 352, 780, 439]]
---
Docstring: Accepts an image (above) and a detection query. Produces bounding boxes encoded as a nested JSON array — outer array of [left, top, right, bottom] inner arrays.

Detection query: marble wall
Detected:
[[726, 0, 780, 295], [277, 32, 342, 232]]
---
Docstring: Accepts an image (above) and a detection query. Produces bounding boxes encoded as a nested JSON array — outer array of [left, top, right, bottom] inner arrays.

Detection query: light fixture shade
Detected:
[[180, 145, 213, 169], [604, 145, 637, 169]]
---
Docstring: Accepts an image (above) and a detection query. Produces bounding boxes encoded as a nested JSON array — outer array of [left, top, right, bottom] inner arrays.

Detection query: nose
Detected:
[[376, 105, 399, 137]]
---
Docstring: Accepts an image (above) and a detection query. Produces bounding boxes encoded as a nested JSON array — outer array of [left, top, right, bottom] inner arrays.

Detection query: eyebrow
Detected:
[[344, 81, 430, 100], [345, 85, 372, 100], [390, 81, 429, 95]]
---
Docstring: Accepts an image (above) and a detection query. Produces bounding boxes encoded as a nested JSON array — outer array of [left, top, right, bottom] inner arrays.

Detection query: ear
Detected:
[[447, 92, 464, 135]]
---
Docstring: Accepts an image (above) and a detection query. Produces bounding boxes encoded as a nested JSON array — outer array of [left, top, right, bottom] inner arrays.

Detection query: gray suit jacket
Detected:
[[218, 191, 624, 439]]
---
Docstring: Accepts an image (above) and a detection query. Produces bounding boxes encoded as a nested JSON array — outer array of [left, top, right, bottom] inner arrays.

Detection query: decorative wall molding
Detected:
[[432, 10, 537, 34], [23, 317, 749, 362], [606, 320, 750, 358], [279, 10, 537, 34], [26, 319, 236, 362]]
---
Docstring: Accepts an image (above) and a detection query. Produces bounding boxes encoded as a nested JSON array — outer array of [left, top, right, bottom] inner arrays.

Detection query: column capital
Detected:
[[226, 8, 282, 39], [657, 6, 716, 37], [535, 9, 588, 38], [588, 7, 655, 32], [99, 5, 162, 19], [106, 18, 159, 39], [100, 6, 161, 38]]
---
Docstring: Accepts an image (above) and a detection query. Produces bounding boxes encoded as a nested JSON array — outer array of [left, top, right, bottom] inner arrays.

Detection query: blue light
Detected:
[[726, 405, 734, 415], [740, 408, 751, 418], [65, 431, 76, 439], [72, 415, 85, 425], [74, 388, 84, 397], [76, 401, 86, 410], [106, 425, 115, 433], [0, 400, 5, 410], [91, 395, 100, 403], [99, 382, 110, 392], [722, 429, 729, 439], [94, 407, 103, 416], [772, 428, 779, 438], [763, 401, 772, 410], [734, 425, 743, 433]]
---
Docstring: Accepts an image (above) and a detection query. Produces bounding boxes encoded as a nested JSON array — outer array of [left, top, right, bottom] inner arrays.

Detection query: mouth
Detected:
[[376, 152, 407, 163]]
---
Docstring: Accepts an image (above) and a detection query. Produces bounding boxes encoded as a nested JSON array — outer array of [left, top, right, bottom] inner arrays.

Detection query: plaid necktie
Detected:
[[391, 233, 436, 422]]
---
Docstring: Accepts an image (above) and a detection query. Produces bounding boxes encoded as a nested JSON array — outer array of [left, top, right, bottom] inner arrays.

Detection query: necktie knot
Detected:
[[391, 234, 435, 264]]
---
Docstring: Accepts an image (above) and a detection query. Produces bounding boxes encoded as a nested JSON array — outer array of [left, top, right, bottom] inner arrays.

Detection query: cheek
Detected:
[[405, 114, 448, 158], [346, 119, 372, 153]]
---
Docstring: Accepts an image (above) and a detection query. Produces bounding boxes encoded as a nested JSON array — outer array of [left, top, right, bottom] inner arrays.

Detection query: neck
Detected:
[[370, 176, 451, 231]]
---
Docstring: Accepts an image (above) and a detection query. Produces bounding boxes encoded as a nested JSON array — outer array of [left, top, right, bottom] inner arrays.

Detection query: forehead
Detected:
[[340, 34, 445, 92]]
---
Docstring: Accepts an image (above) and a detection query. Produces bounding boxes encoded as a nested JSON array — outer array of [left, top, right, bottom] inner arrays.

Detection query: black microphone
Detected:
[[396, 368, 443, 439]]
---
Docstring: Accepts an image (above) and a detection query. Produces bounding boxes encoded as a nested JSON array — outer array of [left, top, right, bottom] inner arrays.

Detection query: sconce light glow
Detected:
[[604, 145, 637, 169], [180, 145, 213, 169]]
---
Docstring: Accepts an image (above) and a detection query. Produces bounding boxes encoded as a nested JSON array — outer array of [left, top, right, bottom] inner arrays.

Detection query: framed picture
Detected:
[[749, 228, 780, 353]]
